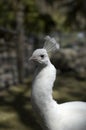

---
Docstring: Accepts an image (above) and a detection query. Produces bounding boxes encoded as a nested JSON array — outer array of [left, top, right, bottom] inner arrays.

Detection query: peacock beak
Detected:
[[29, 56, 33, 61], [29, 56, 37, 61]]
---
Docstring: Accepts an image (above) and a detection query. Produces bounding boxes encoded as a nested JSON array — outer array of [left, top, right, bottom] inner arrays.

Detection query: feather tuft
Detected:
[[43, 36, 60, 53]]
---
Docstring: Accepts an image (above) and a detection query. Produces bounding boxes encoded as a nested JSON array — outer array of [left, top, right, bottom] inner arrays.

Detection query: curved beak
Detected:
[[29, 56, 33, 61], [29, 56, 37, 61]]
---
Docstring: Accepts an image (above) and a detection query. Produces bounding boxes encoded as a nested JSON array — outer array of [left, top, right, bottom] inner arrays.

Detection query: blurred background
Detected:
[[0, 0, 86, 130]]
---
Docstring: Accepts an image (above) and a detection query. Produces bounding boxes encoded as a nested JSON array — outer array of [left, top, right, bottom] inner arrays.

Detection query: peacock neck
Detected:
[[31, 63, 57, 114]]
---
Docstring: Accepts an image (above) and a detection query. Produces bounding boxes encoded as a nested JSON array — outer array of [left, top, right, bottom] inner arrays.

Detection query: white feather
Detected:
[[43, 36, 60, 53]]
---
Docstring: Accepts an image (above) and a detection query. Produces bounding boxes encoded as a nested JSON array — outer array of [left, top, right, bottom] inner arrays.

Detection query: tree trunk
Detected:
[[13, 0, 25, 83]]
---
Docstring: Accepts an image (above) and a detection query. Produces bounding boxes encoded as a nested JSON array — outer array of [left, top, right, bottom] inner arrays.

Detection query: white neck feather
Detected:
[[31, 62, 57, 117]]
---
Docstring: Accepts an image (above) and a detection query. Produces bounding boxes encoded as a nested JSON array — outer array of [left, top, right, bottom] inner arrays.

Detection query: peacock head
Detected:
[[29, 36, 60, 66], [29, 48, 50, 66]]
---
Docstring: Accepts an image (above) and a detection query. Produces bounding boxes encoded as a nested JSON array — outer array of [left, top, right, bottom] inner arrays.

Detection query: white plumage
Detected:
[[30, 36, 86, 130]]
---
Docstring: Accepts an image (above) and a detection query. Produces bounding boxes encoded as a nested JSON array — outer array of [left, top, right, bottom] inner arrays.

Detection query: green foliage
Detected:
[[51, 0, 86, 31], [0, 0, 56, 35], [0, 0, 86, 34], [0, 0, 15, 29]]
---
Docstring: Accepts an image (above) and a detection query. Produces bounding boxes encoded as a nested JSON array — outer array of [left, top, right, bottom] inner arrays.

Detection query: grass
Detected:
[[0, 75, 86, 130]]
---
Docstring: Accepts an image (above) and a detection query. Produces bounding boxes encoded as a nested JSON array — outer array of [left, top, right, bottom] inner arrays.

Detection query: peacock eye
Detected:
[[40, 54, 44, 58]]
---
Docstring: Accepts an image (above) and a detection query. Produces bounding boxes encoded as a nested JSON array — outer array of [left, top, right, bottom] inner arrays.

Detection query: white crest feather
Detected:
[[43, 36, 60, 53]]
